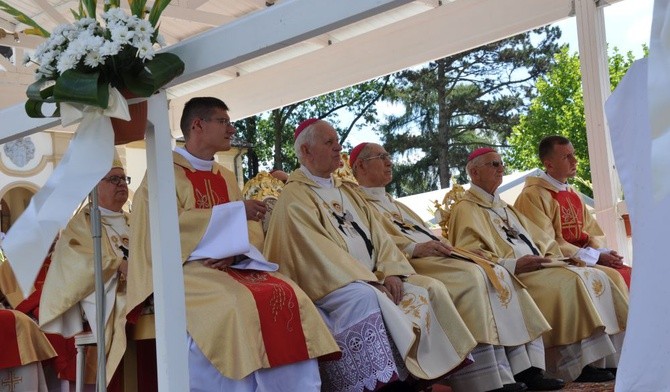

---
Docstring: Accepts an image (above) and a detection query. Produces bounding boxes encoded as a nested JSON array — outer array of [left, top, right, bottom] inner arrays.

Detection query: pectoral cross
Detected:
[[502, 225, 520, 240], [2, 370, 23, 392]]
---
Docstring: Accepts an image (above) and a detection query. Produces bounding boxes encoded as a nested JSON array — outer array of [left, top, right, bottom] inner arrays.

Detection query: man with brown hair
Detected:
[[127, 97, 339, 391], [514, 135, 631, 291]]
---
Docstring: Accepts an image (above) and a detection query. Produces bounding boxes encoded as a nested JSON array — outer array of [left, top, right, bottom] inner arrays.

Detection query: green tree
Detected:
[[378, 26, 562, 197], [506, 46, 645, 196], [237, 77, 390, 181]]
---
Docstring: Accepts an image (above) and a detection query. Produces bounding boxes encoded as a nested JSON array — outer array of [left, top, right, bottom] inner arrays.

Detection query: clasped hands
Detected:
[[597, 250, 625, 268], [203, 257, 236, 271], [370, 275, 404, 304], [244, 199, 267, 222]]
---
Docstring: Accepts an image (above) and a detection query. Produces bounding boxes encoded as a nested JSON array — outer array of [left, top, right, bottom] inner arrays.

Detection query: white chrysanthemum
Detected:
[[40, 50, 57, 66], [56, 52, 78, 74], [110, 25, 133, 46], [51, 23, 74, 38], [103, 7, 130, 25], [84, 51, 105, 68], [136, 42, 155, 60], [100, 40, 121, 57], [134, 19, 154, 36], [75, 18, 97, 31]]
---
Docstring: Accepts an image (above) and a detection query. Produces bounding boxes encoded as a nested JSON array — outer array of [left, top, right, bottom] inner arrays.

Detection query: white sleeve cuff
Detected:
[[404, 244, 417, 259], [575, 247, 600, 266], [500, 258, 518, 275]]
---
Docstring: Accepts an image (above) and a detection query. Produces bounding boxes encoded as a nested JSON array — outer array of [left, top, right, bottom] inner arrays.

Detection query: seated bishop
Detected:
[[39, 161, 132, 390], [448, 147, 629, 383], [264, 119, 478, 392], [0, 250, 56, 392], [350, 142, 564, 392]]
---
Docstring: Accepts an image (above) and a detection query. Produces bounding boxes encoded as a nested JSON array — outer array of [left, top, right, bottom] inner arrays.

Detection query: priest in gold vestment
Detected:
[[449, 148, 629, 383], [513, 135, 631, 291], [265, 119, 477, 392], [0, 251, 56, 392], [351, 142, 566, 392], [39, 161, 131, 388], [127, 97, 339, 391]]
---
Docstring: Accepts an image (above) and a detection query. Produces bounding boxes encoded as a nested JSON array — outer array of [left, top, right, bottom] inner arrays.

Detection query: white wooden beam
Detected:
[[33, 0, 69, 25], [169, 0, 582, 120], [575, 0, 629, 257], [145, 91, 190, 391], [185, 0, 208, 9], [159, 6, 234, 26], [164, 0, 415, 87], [0, 0, 413, 141]]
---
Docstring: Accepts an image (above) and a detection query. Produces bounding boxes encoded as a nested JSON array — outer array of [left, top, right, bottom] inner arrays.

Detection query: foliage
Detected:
[[0, 0, 183, 117], [238, 77, 390, 180], [505, 45, 646, 196], [377, 26, 562, 197]]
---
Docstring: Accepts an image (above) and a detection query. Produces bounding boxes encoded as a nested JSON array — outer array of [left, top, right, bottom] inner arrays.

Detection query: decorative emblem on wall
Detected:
[[3, 137, 36, 168]]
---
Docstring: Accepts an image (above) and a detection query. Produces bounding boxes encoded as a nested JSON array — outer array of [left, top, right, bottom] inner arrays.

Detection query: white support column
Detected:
[[575, 0, 630, 258], [145, 91, 190, 390]]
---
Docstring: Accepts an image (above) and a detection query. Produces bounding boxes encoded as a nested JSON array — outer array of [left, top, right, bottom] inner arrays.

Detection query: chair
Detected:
[[333, 152, 359, 185], [74, 331, 96, 392], [432, 183, 467, 239], [242, 171, 285, 233]]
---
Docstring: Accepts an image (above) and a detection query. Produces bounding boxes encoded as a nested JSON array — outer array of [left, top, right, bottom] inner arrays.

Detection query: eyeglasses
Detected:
[[482, 160, 505, 168], [204, 117, 234, 127], [362, 153, 391, 162], [102, 175, 131, 186]]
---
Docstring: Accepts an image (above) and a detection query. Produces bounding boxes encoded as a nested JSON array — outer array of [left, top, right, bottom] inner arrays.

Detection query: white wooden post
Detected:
[[575, 0, 630, 259], [145, 91, 190, 390]]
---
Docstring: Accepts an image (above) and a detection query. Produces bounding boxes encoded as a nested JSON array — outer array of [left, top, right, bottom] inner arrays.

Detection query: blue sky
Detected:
[[345, 0, 653, 148], [558, 0, 652, 57]]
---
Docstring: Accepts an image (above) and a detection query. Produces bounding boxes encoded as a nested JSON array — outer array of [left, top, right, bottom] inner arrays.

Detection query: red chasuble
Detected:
[[182, 168, 310, 366], [552, 189, 631, 288], [551, 189, 590, 247]]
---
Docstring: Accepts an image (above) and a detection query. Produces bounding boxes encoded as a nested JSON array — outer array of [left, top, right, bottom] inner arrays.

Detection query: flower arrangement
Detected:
[[0, 0, 184, 117]]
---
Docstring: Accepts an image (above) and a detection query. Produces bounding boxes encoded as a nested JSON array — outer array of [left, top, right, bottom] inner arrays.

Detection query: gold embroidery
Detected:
[[1, 370, 23, 392], [496, 268, 512, 308], [592, 278, 604, 297], [228, 271, 297, 330], [194, 179, 226, 208], [560, 196, 583, 240], [400, 292, 431, 334]]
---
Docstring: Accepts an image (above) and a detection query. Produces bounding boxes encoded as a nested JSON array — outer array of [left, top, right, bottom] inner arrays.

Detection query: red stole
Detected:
[[0, 310, 22, 368], [183, 168, 310, 366], [551, 189, 590, 247], [551, 189, 632, 289]]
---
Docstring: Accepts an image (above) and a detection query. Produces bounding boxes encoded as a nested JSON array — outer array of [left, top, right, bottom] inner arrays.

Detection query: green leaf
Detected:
[[79, 0, 97, 19], [122, 52, 184, 97], [147, 0, 173, 27], [0, 0, 50, 37], [25, 99, 60, 118], [26, 78, 56, 101], [127, 0, 148, 18], [53, 70, 109, 108]]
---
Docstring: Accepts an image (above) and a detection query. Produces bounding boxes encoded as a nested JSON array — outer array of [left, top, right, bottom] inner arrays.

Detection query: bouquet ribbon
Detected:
[[4, 88, 131, 297]]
